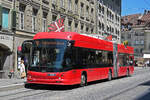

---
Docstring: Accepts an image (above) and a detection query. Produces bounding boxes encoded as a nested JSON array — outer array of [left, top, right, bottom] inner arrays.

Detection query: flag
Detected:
[[105, 35, 112, 41], [48, 17, 65, 32]]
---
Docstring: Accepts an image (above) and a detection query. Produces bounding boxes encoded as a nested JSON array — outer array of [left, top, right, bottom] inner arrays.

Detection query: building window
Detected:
[[107, 26, 109, 33], [98, 4, 101, 13], [107, 9, 109, 17], [112, 28, 114, 33], [91, 8, 94, 15], [86, 6, 89, 17], [91, 28, 93, 34], [135, 49, 139, 53], [68, 20, 72, 31], [86, 27, 89, 33], [2, 8, 9, 29], [102, 6, 104, 14], [20, 12, 24, 30], [75, 0, 78, 13], [52, 14, 57, 22], [81, 3, 84, 16], [42, 12, 47, 32], [75, 23, 78, 32], [32, 16, 36, 32], [68, 0, 72, 11], [128, 34, 131, 39], [102, 23, 104, 31], [112, 14, 114, 20], [19, 4, 26, 30], [81, 24, 84, 33], [60, 0, 64, 8], [140, 49, 143, 53], [99, 21, 101, 30], [32, 8, 38, 32], [42, 19, 46, 32]]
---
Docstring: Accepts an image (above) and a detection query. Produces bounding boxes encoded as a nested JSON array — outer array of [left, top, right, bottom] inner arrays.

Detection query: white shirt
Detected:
[[20, 63, 25, 73]]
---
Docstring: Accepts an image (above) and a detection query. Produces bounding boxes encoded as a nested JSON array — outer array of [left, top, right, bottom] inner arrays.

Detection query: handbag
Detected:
[[21, 72, 26, 78]]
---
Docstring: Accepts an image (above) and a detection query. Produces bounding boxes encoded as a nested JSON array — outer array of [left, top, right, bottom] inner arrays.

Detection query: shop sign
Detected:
[[0, 35, 13, 41]]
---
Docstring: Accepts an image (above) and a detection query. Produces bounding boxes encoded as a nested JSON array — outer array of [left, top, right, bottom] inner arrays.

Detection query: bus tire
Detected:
[[25, 83, 31, 88], [127, 69, 130, 77], [108, 70, 112, 81], [80, 73, 87, 87]]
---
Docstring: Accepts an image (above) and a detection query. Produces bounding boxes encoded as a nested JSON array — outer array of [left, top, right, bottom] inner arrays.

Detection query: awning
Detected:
[[143, 54, 150, 58]]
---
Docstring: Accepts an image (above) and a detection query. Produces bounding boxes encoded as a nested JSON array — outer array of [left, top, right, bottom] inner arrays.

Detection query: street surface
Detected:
[[0, 67, 150, 100]]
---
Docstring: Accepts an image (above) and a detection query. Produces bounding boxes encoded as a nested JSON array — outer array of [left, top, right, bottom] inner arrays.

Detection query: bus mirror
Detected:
[[67, 40, 75, 47], [22, 40, 33, 53]]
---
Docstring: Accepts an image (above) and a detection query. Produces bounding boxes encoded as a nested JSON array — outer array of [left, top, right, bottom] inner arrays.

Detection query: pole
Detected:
[[12, 0, 16, 77]]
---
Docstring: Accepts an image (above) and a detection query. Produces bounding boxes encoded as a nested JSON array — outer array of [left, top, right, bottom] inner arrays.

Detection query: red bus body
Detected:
[[25, 32, 134, 85]]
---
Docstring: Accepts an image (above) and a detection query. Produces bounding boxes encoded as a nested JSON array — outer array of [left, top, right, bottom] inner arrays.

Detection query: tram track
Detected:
[[103, 69, 150, 100], [0, 84, 71, 100], [103, 84, 138, 100], [0, 87, 51, 100]]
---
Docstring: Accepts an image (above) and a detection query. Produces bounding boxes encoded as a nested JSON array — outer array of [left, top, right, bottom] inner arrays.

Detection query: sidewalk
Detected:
[[0, 78, 26, 91]]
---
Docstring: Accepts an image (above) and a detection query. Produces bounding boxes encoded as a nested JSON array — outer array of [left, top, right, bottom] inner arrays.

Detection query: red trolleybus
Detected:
[[22, 32, 134, 86]]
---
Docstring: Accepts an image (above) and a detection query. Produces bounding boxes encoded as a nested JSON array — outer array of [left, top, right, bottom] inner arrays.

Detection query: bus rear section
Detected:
[[117, 44, 134, 77]]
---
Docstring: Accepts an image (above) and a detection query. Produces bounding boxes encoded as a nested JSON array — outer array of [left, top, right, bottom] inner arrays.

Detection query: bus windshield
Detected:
[[29, 39, 68, 72]]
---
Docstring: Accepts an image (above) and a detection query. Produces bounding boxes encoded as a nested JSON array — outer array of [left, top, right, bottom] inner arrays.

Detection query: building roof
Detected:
[[140, 11, 150, 25], [121, 14, 141, 26], [122, 10, 150, 29]]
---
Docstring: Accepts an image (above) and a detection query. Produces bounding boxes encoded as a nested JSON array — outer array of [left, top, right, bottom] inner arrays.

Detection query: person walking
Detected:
[[20, 60, 26, 79], [145, 60, 149, 68]]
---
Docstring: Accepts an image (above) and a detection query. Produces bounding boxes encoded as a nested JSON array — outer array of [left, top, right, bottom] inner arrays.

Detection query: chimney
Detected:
[[144, 10, 147, 14]]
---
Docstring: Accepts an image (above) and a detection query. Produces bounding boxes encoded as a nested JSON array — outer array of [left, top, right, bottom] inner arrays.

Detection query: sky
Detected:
[[122, 0, 150, 16]]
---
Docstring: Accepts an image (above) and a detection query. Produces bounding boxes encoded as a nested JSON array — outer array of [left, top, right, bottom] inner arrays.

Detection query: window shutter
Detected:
[[0, 5, 2, 30], [11, 9, 16, 30]]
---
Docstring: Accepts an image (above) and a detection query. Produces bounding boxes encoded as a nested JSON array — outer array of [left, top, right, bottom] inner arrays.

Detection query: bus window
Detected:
[[118, 53, 131, 66], [29, 39, 67, 72], [62, 47, 77, 70]]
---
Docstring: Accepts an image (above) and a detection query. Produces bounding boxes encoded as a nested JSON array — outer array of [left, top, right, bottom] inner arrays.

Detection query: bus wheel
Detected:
[[108, 70, 112, 81], [25, 83, 31, 88], [80, 74, 87, 87], [127, 69, 130, 77]]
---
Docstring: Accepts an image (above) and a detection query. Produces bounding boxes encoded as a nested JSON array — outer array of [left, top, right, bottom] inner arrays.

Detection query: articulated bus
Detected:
[[22, 32, 134, 86]]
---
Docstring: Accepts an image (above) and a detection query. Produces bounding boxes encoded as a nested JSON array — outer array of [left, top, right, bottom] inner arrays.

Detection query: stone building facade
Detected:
[[121, 11, 150, 59], [0, 0, 14, 78], [0, 0, 121, 78], [15, 0, 96, 34], [96, 0, 121, 43]]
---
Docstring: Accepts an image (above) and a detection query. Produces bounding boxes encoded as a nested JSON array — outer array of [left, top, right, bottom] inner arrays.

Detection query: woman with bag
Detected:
[[20, 60, 26, 79]]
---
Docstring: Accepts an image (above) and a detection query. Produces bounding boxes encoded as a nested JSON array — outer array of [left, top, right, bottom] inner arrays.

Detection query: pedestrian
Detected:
[[24, 57, 28, 74], [145, 60, 149, 68], [20, 60, 26, 79]]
